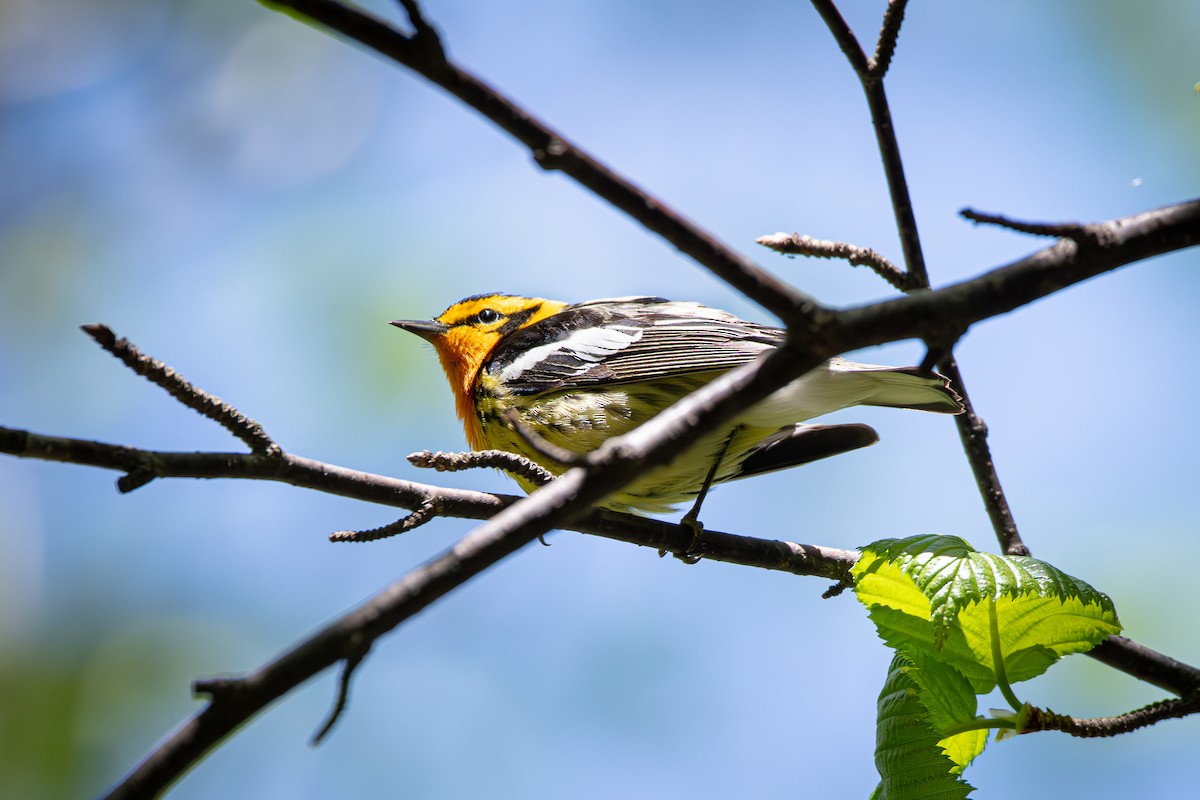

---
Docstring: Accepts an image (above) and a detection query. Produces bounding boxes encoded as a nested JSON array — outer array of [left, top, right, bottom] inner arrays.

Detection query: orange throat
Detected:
[[432, 341, 489, 451]]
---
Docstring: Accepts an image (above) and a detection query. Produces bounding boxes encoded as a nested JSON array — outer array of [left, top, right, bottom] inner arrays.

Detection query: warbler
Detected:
[[393, 294, 963, 516]]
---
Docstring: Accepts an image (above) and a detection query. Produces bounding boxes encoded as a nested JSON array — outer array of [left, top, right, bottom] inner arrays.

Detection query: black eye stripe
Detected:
[[451, 303, 540, 331], [450, 308, 501, 327]]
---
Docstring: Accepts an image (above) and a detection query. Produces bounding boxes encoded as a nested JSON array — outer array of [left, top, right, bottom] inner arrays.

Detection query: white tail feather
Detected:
[[740, 358, 962, 428]]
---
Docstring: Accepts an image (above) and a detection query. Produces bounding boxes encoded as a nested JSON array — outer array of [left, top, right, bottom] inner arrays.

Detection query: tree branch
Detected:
[[961, 207, 1104, 245], [0, 423, 855, 579], [1024, 694, 1200, 738], [936, 358, 1026, 555], [832, 199, 1200, 348], [81, 323, 281, 458], [810, 0, 926, 289], [755, 232, 907, 290]]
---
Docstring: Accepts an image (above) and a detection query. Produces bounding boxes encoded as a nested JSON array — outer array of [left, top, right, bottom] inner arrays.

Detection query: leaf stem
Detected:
[[988, 597, 1024, 712], [939, 716, 1015, 738]]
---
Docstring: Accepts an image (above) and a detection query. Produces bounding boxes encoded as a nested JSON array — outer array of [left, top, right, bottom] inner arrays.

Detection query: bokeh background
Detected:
[[2, 1, 1198, 797]]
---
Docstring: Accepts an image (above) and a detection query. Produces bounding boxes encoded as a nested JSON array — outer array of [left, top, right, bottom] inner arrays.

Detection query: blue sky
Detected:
[[1, 1, 1198, 797]]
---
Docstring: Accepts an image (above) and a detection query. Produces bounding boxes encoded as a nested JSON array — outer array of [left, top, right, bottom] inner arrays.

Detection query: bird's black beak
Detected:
[[390, 319, 450, 342]]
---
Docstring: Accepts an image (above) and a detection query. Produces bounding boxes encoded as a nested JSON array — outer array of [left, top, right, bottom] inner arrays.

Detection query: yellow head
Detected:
[[391, 293, 567, 447]]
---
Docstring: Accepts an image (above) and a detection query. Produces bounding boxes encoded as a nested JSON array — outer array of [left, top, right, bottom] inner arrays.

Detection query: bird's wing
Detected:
[[487, 297, 784, 395]]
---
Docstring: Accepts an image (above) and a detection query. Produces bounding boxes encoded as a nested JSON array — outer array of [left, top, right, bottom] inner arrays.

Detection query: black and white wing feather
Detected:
[[488, 297, 782, 395]]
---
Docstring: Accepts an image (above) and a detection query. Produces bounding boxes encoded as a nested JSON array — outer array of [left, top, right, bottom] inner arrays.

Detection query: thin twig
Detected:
[[408, 448, 557, 487], [311, 641, 372, 745], [756, 232, 907, 290], [833, 211, 1200, 341], [936, 358, 1027, 555], [1024, 696, 1200, 738], [810, 0, 869, 75], [872, 0, 909, 76], [80, 324, 281, 458], [960, 207, 1106, 247], [331, 501, 438, 542]]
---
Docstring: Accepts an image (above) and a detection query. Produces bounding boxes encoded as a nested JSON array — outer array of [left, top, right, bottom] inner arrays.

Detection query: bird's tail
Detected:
[[832, 359, 964, 414], [735, 422, 880, 480]]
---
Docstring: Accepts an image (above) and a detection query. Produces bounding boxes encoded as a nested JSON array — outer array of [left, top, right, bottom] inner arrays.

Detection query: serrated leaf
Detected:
[[854, 535, 1121, 692], [957, 594, 1120, 685], [865, 604, 998, 693], [873, 654, 975, 800], [902, 652, 988, 773]]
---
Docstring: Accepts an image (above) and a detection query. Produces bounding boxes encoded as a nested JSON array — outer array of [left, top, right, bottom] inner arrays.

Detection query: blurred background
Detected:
[[2, 0, 1198, 797]]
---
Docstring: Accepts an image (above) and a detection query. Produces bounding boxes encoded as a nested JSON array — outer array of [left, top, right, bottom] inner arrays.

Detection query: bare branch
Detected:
[[809, 0, 869, 75], [310, 641, 371, 745], [873, 0, 910, 76], [1089, 636, 1200, 698], [936, 359, 1027, 555], [851, 199, 1198, 560], [81, 324, 281, 458], [810, 0, 927, 289], [961, 207, 1108, 246], [330, 501, 438, 542], [1024, 695, 1200, 738], [756, 232, 907, 290], [409, 448, 557, 487], [832, 199, 1200, 349], [99, 405, 1200, 800]]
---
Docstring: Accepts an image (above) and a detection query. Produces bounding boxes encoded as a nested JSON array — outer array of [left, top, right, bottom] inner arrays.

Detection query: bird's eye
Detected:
[[476, 308, 501, 325]]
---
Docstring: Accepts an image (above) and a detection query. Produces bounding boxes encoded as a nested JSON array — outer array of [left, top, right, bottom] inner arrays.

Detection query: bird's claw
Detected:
[[675, 515, 705, 564]]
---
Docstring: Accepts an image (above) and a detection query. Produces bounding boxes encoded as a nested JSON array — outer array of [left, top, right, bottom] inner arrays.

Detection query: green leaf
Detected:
[[903, 652, 988, 774], [853, 535, 1121, 693], [873, 654, 975, 799], [863, 604, 997, 693]]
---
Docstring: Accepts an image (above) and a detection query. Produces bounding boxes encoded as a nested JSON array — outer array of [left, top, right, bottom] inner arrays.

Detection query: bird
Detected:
[[392, 293, 963, 520]]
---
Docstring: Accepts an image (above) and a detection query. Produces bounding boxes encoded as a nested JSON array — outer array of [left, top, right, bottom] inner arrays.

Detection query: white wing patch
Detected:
[[495, 324, 644, 383]]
